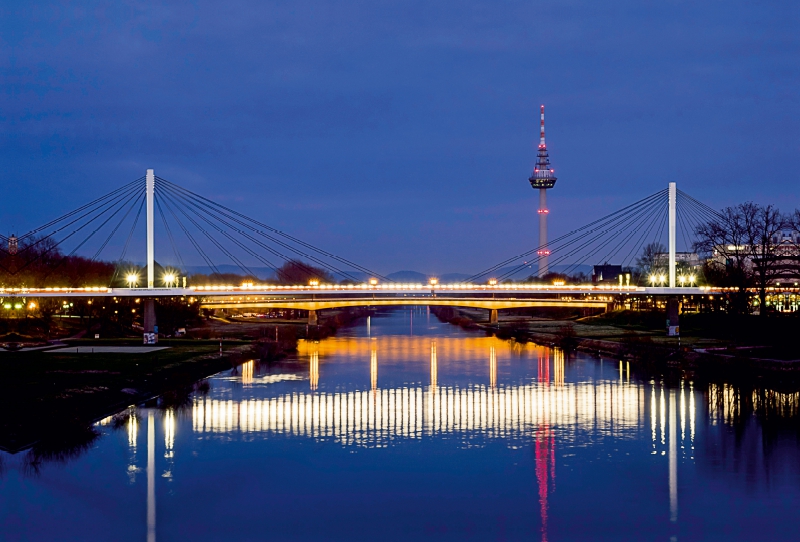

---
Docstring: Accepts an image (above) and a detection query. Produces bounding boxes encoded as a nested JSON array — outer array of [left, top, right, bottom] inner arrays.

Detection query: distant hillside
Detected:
[[386, 270, 428, 283]]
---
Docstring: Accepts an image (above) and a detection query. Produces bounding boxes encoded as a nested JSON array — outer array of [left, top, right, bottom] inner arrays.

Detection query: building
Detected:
[[592, 264, 625, 285]]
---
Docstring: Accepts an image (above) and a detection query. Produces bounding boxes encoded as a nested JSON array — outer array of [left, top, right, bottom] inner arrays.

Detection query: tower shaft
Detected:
[[538, 189, 549, 277]]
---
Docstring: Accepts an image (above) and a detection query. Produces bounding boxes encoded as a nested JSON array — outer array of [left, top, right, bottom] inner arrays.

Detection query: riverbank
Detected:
[[0, 340, 246, 453], [0, 307, 373, 454]]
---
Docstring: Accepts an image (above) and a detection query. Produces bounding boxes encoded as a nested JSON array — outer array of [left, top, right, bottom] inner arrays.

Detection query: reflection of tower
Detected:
[[535, 345, 557, 541], [538, 349, 550, 385], [528, 105, 558, 278], [310, 349, 319, 391], [534, 426, 555, 542], [489, 346, 497, 389]]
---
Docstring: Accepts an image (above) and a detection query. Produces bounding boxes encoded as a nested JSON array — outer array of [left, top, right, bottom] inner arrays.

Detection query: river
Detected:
[[2, 307, 800, 541]]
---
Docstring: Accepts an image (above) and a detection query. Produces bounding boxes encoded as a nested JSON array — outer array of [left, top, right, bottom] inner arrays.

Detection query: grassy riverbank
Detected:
[[0, 307, 373, 454], [0, 341, 244, 453]]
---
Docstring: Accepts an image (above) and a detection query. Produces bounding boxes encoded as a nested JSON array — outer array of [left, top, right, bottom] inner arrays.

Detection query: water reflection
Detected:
[[192, 337, 655, 450], [147, 411, 156, 542], [7, 309, 800, 541]]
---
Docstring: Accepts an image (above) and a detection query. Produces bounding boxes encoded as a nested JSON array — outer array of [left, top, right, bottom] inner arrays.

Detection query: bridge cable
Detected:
[[91, 191, 146, 262], [559, 195, 666, 277], [620, 202, 666, 271], [157, 186, 286, 279], [39, 188, 144, 283], [546, 195, 666, 278], [12, 184, 143, 276], [155, 197, 187, 273], [491, 190, 668, 281], [156, 189, 222, 276], [545, 195, 664, 277], [591, 197, 667, 273], [158, 188, 261, 279], [468, 189, 668, 281], [157, 180, 361, 281], [18, 177, 143, 242], [156, 182, 324, 279], [157, 176, 388, 281], [492, 194, 665, 280], [109, 197, 147, 287]]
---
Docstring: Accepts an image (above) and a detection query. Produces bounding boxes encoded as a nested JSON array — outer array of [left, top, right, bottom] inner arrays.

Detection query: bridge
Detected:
[[1, 169, 721, 330]]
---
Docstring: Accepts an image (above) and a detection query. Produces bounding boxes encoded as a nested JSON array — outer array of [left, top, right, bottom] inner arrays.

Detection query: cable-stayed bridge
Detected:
[[0, 169, 721, 325]]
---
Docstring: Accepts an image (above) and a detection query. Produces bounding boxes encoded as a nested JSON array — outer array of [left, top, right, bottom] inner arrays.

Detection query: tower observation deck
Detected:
[[528, 105, 557, 278]]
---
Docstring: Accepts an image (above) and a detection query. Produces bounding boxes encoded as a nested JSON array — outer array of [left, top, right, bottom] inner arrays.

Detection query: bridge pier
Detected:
[[143, 298, 157, 344], [308, 310, 318, 326], [489, 309, 498, 325]]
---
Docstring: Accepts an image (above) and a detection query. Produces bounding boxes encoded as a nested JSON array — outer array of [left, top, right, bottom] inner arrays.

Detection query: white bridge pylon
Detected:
[[146, 168, 155, 289]]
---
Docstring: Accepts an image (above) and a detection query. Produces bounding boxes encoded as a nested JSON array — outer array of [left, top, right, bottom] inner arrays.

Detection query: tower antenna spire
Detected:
[[540, 105, 546, 147]]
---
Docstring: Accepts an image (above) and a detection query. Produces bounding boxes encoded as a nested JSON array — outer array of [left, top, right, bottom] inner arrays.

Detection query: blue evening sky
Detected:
[[2, 0, 798, 274]]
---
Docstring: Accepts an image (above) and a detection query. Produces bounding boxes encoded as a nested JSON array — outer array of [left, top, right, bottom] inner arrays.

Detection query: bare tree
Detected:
[[694, 204, 754, 314], [695, 202, 787, 315], [744, 204, 786, 315], [636, 241, 666, 279]]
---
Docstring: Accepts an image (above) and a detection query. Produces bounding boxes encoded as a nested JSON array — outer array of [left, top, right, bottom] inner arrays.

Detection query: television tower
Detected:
[[528, 105, 557, 278]]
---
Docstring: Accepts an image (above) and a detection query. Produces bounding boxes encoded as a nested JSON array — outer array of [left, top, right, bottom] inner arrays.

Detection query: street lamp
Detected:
[[679, 275, 686, 286], [488, 279, 498, 286], [649, 274, 657, 286], [369, 278, 378, 287], [659, 274, 666, 286], [309, 279, 319, 287], [163, 273, 176, 288], [127, 273, 139, 288], [429, 277, 438, 298]]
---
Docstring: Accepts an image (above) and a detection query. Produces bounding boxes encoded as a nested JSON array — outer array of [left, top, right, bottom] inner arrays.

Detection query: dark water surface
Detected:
[[3, 308, 800, 541]]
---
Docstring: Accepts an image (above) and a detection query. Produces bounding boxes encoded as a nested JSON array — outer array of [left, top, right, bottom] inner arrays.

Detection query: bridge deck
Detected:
[[0, 285, 713, 297], [199, 297, 611, 311]]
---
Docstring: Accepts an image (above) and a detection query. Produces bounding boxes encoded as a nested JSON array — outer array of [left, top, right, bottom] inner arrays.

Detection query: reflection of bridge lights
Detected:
[[430, 341, 438, 390], [191, 379, 650, 447], [128, 412, 138, 448], [489, 346, 497, 389], [241, 360, 254, 385], [370, 345, 378, 392], [310, 350, 319, 391]]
